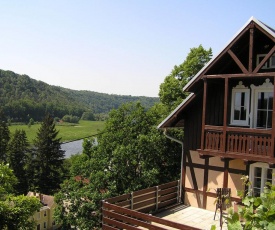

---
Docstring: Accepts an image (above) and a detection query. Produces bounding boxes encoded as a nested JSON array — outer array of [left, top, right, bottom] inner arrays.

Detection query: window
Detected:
[[37, 212, 40, 219], [257, 54, 275, 69], [249, 162, 274, 196], [44, 210, 47, 217], [257, 54, 268, 69], [230, 81, 250, 126], [37, 224, 40, 230], [250, 79, 274, 129], [270, 55, 275, 68], [44, 222, 47, 229]]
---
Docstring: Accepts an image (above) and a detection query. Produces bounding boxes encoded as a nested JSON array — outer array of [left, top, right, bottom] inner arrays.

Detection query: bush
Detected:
[[227, 176, 275, 230], [81, 111, 95, 121], [62, 115, 80, 123]]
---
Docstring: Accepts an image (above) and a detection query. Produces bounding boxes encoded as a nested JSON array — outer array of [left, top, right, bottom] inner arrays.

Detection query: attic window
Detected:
[[270, 55, 275, 68], [230, 81, 250, 126], [256, 54, 275, 69]]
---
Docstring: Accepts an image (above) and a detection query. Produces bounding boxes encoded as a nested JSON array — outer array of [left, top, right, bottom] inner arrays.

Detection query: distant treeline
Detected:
[[0, 70, 159, 122]]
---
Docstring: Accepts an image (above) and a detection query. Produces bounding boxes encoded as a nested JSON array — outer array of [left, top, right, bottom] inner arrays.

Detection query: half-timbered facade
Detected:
[[158, 17, 275, 211]]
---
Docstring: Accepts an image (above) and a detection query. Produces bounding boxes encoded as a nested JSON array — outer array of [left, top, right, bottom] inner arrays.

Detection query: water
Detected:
[[61, 139, 83, 158]]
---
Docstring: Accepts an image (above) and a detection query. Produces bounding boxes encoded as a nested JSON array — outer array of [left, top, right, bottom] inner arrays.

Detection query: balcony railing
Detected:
[[202, 125, 274, 160], [101, 181, 200, 229]]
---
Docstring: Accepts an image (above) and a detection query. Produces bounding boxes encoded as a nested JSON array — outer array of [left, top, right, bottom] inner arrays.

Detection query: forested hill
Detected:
[[0, 70, 159, 122]]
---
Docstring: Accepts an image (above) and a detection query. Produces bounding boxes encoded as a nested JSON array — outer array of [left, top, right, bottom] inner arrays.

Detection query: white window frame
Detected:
[[250, 79, 274, 129], [230, 81, 250, 126], [270, 55, 275, 68], [256, 54, 275, 69], [249, 162, 275, 196]]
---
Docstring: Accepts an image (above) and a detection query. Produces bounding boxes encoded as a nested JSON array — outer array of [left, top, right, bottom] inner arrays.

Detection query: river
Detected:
[[61, 139, 83, 158]]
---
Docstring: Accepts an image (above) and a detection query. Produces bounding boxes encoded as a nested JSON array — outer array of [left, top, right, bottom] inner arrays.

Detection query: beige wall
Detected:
[[184, 151, 244, 211], [33, 203, 58, 230]]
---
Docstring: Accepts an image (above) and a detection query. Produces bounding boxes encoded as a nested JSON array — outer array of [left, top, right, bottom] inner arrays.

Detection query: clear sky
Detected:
[[0, 1, 274, 97]]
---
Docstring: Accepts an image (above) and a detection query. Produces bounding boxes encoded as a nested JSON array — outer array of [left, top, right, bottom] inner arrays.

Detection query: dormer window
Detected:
[[230, 81, 250, 126], [256, 54, 275, 69]]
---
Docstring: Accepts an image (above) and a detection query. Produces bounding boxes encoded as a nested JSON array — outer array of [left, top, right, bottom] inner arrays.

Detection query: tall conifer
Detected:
[[32, 113, 65, 194], [0, 110, 10, 163], [7, 129, 29, 194]]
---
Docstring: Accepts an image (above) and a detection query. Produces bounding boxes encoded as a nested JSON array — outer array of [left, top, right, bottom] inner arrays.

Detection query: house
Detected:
[[100, 17, 275, 229], [158, 16, 275, 211], [27, 192, 59, 230]]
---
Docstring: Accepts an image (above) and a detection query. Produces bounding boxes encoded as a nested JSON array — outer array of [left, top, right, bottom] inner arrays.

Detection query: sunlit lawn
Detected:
[[9, 120, 105, 143]]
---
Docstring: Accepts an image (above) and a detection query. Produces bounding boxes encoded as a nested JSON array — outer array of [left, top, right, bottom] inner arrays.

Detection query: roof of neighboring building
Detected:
[[27, 191, 55, 208]]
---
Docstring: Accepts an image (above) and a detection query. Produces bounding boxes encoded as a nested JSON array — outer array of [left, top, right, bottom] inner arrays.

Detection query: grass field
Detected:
[[9, 120, 105, 143]]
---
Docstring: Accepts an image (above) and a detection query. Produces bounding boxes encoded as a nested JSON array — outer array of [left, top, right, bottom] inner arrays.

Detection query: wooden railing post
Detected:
[[177, 180, 180, 203], [156, 186, 159, 211], [131, 192, 134, 210], [100, 200, 104, 228]]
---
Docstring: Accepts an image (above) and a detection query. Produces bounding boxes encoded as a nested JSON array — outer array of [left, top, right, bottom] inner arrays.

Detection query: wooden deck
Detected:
[[101, 181, 228, 230], [154, 205, 228, 230]]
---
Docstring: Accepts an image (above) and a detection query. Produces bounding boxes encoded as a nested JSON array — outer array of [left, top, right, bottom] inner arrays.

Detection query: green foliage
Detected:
[[0, 163, 41, 230], [30, 113, 65, 194], [0, 110, 10, 162], [0, 70, 158, 122], [62, 114, 80, 123], [81, 111, 95, 121], [7, 129, 29, 195], [0, 163, 17, 197], [227, 177, 275, 230], [28, 118, 34, 127], [92, 102, 181, 194], [55, 102, 181, 228], [159, 45, 212, 110], [54, 177, 110, 229]]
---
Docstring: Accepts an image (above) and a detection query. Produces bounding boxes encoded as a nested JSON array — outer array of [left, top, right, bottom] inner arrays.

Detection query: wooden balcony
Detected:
[[199, 125, 275, 163], [100, 181, 223, 229]]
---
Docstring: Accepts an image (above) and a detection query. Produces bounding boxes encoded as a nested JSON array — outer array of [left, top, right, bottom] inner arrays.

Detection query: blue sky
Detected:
[[0, 1, 274, 97]]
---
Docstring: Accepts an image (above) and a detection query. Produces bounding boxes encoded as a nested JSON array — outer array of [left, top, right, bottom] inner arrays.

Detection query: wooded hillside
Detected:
[[0, 70, 159, 122]]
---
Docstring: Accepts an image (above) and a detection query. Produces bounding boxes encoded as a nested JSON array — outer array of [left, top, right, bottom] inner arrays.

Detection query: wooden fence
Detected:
[[101, 181, 199, 229]]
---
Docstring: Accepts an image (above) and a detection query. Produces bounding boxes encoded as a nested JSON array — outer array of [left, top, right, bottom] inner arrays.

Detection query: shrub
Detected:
[[227, 176, 275, 230], [62, 115, 79, 123]]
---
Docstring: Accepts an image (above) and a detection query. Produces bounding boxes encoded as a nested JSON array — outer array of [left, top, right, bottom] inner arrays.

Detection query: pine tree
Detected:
[[7, 129, 29, 195], [0, 110, 10, 163], [32, 113, 65, 194]]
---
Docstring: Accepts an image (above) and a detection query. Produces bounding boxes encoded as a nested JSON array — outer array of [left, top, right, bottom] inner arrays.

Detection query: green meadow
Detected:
[[9, 120, 105, 143]]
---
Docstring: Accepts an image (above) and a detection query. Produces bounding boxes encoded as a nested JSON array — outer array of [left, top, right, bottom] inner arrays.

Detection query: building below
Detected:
[[27, 192, 59, 230]]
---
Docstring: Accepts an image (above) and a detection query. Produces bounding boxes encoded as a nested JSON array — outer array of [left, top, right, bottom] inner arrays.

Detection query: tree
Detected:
[[159, 45, 212, 110], [31, 113, 65, 194], [55, 102, 181, 228], [0, 110, 10, 163], [54, 177, 110, 229], [7, 129, 29, 195], [81, 111, 95, 121], [0, 163, 41, 230], [89, 102, 181, 193]]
